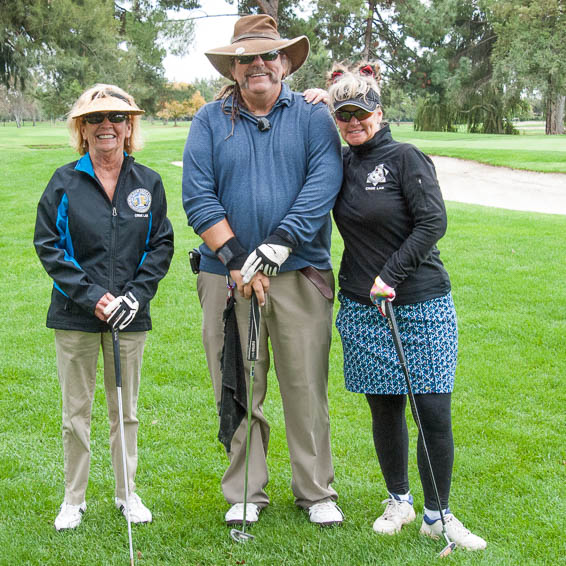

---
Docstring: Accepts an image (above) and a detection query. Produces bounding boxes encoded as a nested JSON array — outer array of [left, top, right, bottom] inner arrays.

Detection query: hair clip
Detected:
[[359, 65, 375, 77], [331, 70, 344, 82]]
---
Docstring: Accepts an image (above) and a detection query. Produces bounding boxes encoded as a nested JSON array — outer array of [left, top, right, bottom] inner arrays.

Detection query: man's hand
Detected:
[[240, 244, 291, 284], [231, 269, 269, 306], [370, 276, 396, 317], [103, 291, 139, 330]]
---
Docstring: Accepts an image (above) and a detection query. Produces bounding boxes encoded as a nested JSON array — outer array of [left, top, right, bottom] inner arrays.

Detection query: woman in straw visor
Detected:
[[34, 84, 173, 531]]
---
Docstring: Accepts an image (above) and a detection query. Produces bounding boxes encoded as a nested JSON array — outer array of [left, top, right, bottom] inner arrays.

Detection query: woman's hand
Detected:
[[303, 88, 329, 105], [370, 276, 395, 317], [94, 292, 116, 321]]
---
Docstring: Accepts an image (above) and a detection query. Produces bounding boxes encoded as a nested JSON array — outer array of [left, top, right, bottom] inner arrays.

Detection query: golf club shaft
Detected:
[[242, 292, 260, 533], [113, 329, 135, 565], [384, 302, 447, 528]]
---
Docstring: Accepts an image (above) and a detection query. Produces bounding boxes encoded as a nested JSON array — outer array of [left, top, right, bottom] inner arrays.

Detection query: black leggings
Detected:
[[365, 393, 454, 510]]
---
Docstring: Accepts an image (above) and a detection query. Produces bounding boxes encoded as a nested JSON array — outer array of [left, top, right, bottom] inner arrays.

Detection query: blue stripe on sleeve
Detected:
[[53, 193, 84, 294]]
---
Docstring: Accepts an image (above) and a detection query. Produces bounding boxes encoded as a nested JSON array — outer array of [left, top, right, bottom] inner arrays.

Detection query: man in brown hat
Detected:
[[182, 14, 344, 526]]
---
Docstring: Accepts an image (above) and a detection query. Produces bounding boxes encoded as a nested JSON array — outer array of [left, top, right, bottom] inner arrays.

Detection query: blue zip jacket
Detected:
[[34, 154, 174, 332], [182, 83, 343, 275]]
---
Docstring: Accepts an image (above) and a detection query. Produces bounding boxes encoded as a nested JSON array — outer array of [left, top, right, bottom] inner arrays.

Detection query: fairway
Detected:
[[1, 123, 565, 565]]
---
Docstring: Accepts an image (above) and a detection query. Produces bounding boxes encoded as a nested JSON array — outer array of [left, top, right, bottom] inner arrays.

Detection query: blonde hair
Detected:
[[67, 84, 144, 155], [328, 72, 381, 113]]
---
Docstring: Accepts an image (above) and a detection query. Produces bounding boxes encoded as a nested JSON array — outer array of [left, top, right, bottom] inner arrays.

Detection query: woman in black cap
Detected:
[[322, 66, 486, 550]]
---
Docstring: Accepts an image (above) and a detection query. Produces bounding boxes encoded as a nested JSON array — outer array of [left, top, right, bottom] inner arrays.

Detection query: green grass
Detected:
[[1, 124, 566, 565]]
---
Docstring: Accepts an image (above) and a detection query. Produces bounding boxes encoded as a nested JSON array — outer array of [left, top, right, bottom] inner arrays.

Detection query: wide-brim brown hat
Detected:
[[205, 14, 310, 80], [71, 88, 144, 119]]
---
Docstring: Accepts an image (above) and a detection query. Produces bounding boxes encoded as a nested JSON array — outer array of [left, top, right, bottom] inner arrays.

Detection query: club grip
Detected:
[[247, 292, 260, 361], [112, 329, 122, 387]]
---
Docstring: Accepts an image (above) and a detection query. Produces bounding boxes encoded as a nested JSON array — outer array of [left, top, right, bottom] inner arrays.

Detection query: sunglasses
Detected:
[[83, 112, 129, 124], [235, 50, 280, 64], [334, 109, 374, 122]]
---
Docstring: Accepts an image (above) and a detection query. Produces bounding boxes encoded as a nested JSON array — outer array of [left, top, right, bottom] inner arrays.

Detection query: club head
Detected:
[[230, 528, 255, 543], [438, 541, 456, 558]]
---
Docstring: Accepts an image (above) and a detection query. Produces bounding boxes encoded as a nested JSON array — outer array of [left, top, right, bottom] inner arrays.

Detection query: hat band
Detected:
[[232, 32, 280, 43]]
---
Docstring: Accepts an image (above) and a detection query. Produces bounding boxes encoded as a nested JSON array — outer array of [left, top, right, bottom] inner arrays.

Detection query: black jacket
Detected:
[[34, 154, 174, 332], [333, 124, 451, 305]]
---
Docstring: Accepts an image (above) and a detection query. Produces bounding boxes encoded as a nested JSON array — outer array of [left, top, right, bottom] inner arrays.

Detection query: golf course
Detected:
[[1, 121, 565, 565]]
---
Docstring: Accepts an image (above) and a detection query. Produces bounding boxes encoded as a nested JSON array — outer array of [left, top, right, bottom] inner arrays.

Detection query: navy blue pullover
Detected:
[[182, 83, 343, 275]]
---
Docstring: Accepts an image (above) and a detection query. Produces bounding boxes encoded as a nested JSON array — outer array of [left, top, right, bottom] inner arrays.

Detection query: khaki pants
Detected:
[[54, 330, 146, 504], [198, 270, 337, 508]]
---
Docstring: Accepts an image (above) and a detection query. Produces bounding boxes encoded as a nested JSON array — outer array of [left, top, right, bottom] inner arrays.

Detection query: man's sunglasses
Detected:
[[234, 50, 280, 64], [83, 112, 129, 124], [334, 109, 374, 122]]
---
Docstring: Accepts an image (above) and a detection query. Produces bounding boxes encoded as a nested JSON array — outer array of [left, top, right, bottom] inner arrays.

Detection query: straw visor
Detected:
[[205, 14, 310, 80], [71, 90, 144, 119]]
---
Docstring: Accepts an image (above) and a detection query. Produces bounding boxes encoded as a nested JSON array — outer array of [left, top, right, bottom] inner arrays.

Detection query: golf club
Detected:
[[383, 301, 456, 559], [112, 329, 135, 566], [230, 291, 260, 543]]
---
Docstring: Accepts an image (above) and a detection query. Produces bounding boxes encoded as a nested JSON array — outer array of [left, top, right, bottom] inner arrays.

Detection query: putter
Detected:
[[112, 329, 135, 566], [230, 292, 261, 543], [383, 301, 456, 559]]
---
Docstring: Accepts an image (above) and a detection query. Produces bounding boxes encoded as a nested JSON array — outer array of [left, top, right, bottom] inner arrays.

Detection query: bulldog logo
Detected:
[[366, 164, 389, 187]]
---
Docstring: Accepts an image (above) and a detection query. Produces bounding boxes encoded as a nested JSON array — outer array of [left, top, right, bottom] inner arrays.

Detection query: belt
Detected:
[[299, 266, 334, 300]]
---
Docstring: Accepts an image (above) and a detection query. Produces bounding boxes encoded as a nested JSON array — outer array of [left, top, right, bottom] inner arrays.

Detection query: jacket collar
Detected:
[[349, 123, 392, 155], [75, 151, 130, 179]]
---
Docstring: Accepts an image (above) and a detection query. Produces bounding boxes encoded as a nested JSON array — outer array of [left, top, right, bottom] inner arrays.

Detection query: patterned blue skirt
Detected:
[[335, 292, 458, 395]]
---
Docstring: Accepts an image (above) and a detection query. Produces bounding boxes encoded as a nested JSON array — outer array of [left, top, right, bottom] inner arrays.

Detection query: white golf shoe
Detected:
[[225, 502, 260, 525], [54, 501, 86, 531], [373, 496, 416, 534], [115, 492, 152, 523], [420, 513, 487, 551], [308, 501, 344, 526]]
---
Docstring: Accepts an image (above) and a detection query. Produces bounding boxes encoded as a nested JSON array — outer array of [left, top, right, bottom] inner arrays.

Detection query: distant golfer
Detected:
[[182, 15, 344, 526], [34, 84, 174, 531], [314, 64, 486, 550]]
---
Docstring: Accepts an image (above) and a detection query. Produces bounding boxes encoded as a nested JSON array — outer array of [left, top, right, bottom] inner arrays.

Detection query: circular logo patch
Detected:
[[235, 47, 245, 54], [127, 188, 151, 213]]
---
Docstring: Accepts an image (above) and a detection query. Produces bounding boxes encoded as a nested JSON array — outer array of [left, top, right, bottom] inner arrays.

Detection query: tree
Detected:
[[491, 0, 566, 134], [1, 0, 200, 119], [157, 99, 191, 125], [187, 90, 206, 115]]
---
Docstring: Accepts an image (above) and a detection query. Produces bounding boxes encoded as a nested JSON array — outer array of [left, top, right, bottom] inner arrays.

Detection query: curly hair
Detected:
[[327, 62, 382, 114]]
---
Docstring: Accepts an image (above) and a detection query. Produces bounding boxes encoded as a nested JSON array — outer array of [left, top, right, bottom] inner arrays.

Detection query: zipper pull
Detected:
[[112, 207, 117, 216]]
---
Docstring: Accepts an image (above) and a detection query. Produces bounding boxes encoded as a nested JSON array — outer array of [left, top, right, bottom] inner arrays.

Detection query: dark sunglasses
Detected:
[[83, 112, 129, 124], [235, 50, 280, 64], [334, 109, 374, 122]]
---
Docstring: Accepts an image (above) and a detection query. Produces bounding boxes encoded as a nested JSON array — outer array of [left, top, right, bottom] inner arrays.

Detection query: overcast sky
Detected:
[[163, 0, 239, 83]]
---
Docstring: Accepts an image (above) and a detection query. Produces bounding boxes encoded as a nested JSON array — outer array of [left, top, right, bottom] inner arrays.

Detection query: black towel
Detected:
[[218, 294, 247, 452]]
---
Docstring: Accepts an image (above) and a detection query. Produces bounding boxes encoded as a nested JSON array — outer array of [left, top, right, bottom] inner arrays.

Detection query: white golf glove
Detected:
[[104, 291, 139, 330], [241, 244, 291, 284]]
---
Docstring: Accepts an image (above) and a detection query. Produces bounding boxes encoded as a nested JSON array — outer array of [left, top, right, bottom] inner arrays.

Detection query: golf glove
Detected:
[[370, 276, 396, 317], [240, 231, 295, 284], [104, 292, 139, 330]]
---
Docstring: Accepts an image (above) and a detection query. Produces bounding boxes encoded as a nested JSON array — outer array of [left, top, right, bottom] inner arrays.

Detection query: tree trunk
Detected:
[[362, 0, 376, 61], [545, 92, 565, 135], [256, 0, 279, 22]]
